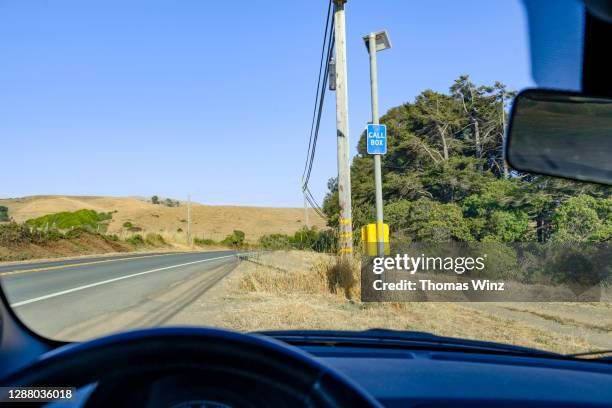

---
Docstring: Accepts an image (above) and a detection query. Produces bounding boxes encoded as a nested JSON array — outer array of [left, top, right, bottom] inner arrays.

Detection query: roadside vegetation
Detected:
[[0, 206, 9, 222], [150, 195, 180, 207], [322, 76, 611, 244], [0, 222, 131, 261], [258, 227, 338, 253], [25, 209, 113, 232], [0, 209, 172, 261], [0, 208, 336, 261], [169, 250, 601, 354], [166, 78, 611, 354]]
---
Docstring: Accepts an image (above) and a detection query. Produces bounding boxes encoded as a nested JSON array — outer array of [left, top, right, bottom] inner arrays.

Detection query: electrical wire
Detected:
[[301, 0, 335, 221], [302, 0, 333, 184]]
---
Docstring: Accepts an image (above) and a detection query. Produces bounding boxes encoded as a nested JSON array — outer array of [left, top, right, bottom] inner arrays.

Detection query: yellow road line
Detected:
[[0, 253, 174, 277]]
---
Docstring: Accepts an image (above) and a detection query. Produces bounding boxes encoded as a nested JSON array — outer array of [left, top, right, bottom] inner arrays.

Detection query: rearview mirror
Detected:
[[506, 89, 612, 185]]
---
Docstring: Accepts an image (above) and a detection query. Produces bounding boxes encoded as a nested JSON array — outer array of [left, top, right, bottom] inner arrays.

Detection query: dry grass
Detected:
[[239, 266, 328, 295], [239, 254, 359, 297], [318, 256, 360, 299], [0, 195, 326, 244], [170, 250, 597, 354]]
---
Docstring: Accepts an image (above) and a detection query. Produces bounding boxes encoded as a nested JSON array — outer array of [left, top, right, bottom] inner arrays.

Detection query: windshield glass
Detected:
[[0, 0, 610, 355]]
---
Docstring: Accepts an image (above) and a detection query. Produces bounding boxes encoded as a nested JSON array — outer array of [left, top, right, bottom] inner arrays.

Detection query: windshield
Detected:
[[0, 0, 610, 356]]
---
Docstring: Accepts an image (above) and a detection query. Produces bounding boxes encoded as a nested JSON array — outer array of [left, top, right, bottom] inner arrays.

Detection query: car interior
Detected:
[[1, 0, 612, 407]]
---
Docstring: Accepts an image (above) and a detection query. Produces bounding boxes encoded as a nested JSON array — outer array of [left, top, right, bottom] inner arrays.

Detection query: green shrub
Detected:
[[193, 237, 216, 246], [222, 230, 246, 247], [122, 221, 142, 232], [0, 223, 37, 245], [259, 233, 291, 249], [126, 234, 145, 246], [0, 222, 67, 246], [311, 229, 338, 253], [290, 228, 320, 249], [164, 198, 179, 207], [25, 209, 112, 232], [145, 233, 166, 246], [63, 227, 85, 239], [0, 206, 9, 222], [45, 229, 63, 241], [105, 234, 120, 242], [257, 228, 337, 253]]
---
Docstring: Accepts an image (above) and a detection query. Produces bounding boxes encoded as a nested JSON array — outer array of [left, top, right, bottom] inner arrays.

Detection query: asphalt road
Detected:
[[0, 251, 239, 340]]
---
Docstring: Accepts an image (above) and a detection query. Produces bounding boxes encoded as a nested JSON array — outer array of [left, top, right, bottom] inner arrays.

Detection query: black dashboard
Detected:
[[305, 345, 612, 407]]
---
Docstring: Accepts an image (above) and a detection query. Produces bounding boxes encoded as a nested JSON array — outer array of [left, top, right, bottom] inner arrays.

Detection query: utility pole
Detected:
[[365, 31, 391, 256], [333, 0, 353, 256], [303, 190, 310, 229], [187, 193, 192, 247]]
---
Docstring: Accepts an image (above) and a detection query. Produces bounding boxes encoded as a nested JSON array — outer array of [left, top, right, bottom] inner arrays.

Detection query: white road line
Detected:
[[10, 254, 237, 308]]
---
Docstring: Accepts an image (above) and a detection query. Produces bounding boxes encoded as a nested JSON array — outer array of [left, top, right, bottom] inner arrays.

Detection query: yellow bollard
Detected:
[[361, 223, 390, 256]]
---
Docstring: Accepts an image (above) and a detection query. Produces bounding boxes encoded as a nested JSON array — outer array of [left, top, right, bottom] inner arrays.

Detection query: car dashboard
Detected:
[[44, 342, 612, 408], [308, 345, 612, 407]]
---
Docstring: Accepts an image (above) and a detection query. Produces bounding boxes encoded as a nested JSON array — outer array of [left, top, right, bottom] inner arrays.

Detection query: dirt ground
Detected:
[[168, 251, 612, 355]]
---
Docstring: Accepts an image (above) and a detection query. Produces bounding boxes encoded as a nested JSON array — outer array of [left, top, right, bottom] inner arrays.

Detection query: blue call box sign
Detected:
[[367, 124, 387, 155]]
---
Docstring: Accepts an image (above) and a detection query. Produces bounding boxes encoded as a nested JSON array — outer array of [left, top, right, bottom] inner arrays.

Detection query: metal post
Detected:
[[187, 193, 192, 247], [368, 33, 384, 257], [334, 0, 353, 257]]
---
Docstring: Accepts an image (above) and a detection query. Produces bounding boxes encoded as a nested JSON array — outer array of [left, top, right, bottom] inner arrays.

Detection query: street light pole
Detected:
[[368, 33, 384, 256], [365, 31, 390, 256], [334, 0, 353, 257]]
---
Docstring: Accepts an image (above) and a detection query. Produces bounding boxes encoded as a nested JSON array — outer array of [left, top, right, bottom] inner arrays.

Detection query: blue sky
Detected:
[[0, 1, 533, 207]]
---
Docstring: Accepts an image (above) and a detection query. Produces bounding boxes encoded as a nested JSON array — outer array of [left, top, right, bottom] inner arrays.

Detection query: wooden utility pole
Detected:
[[187, 193, 192, 247], [333, 0, 353, 256], [303, 190, 310, 229]]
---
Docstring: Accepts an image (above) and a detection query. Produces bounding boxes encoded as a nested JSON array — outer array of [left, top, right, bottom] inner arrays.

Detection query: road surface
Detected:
[[0, 251, 240, 340]]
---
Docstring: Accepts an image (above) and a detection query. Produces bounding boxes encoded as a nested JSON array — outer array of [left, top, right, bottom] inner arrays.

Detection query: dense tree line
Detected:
[[323, 76, 611, 243]]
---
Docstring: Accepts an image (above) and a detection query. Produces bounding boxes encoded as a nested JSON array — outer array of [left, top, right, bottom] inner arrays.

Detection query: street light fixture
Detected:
[[362, 30, 392, 53]]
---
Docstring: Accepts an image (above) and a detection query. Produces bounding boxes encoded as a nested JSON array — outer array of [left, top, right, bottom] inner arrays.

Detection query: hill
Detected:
[[0, 195, 326, 244]]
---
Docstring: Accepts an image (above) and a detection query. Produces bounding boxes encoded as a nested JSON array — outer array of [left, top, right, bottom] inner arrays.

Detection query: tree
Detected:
[[164, 198, 179, 207], [551, 195, 612, 242], [151, 196, 160, 205], [322, 76, 611, 244]]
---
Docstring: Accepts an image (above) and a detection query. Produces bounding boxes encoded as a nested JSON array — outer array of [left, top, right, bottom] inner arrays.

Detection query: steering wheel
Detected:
[[0, 327, 381, 407]]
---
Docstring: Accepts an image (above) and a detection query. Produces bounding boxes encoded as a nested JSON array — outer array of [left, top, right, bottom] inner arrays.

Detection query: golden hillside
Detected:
[[0, 196, 326, 243]]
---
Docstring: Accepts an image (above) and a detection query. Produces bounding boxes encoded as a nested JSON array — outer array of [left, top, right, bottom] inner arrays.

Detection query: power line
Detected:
[[301, 0, 335, 222], [302, 0, 333, 185], [302, 1, 335, 205], [304, 29, 334, 188], [305, 187, 326, 219], [306, 187, 323, 210]]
